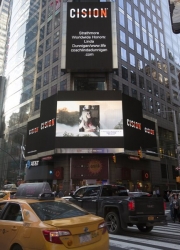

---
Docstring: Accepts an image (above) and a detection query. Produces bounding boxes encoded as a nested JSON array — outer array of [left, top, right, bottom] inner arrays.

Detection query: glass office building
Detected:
[[1, 0, 180, 193]]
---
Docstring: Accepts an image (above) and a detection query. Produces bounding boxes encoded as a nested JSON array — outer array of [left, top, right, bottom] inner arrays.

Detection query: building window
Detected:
[[145, 64, 150, 76], [113, 79, 119, 90], [122, 65, 128, 81], [36, 76, 41, 90], [154, 84, 159, 97], [38, 43, 43, 57], [47, 19, 52, 35], [132, 88, 137, 99], [129, 37, 134, 50], [130, 53, 135, 67], [123, 84, 129, 95], [43, 71, 49, 86], [54, 31, 59, 45], [152, 68, 157, 81], [148, 97, 154, 113], [119, 0, 124, 9], [160, 88, 165, 100], [135, 24, 140, 39], [127, 17, 133, 33], [37, 60, 43, 73], [164, 77, 169, 88], [137, 59, 143, 71], [136, 43, 142, 55], [41, 9, 46, 24], [139, 76, 144, 89], [146, 79, 152, 93], [46, 37, 51, 51], [120, 30, 126, 44], [53, 47, 59, 62], [60, 79, 67, 91], [54, 12, 60, 29], [155, 101, 160, 113], [43, 89, 48, 100], [130, 70, 136, 84], [40, 26, 45, 41], [140, 93, 146, 110], [52, 65, 58, 80], [119, 11, 125, 27], [44, 54, 50, 68], [144, 48, 149, 60], [121, 47, 127, 61], [51, 85, 57, 95], [34, 94, 40, 111]]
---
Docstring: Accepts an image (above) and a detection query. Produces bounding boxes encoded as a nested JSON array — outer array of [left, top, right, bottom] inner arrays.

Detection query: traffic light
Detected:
[[138, 148, 143, 158], [176, 176, 180, 183], [112, 155, 116, 163]]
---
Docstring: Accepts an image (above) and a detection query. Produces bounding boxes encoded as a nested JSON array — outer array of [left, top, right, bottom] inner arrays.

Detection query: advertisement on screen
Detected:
[[56, 101, 123, 137], [169, 0, 180, 34], [66, 2, 113, 71]]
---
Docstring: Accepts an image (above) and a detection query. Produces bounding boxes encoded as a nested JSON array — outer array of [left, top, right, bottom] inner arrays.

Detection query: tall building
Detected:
[[0, 0, 180, 193]]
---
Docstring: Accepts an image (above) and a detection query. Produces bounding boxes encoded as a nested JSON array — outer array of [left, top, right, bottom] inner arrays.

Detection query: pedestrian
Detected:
[[58, 189, 64, 198], [168, 191, 174, 219], [172, 194, 179, 222]]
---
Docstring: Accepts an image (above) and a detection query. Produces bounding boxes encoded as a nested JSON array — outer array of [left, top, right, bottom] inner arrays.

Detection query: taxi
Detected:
[[0, 182, 109, 250]]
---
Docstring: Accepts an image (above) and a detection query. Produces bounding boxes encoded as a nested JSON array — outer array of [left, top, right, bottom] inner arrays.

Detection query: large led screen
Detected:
[[66, 2, 113, 72], [56, 101, 123, 137]]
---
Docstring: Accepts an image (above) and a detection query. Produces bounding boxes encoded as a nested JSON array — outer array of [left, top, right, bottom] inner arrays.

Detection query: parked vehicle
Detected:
[[67, 184, 167, 234]]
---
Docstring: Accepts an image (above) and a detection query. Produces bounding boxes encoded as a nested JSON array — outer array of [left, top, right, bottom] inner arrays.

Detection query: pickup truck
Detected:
[[67, 184, 167, 234]]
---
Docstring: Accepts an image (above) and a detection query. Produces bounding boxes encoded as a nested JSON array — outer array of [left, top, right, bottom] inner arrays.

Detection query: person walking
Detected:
[[168, 192, 174, 219], [172, 194, 179, 222]]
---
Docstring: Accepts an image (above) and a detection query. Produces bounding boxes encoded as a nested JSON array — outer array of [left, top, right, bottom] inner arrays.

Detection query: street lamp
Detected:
[[16, 132, 25, 177]]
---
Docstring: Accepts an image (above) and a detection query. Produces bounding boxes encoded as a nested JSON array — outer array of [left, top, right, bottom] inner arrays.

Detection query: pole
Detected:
[[172, 111, 180, 176], [18, 133, 24, 177]]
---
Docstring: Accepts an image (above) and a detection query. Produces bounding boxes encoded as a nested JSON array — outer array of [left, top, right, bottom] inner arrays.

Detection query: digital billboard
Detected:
[[122, 94, 143, 151], [56, 101, 123, 137], [169, 0, 180, 34], [142, 118, 157, 153], [66, 2, 113, 72]]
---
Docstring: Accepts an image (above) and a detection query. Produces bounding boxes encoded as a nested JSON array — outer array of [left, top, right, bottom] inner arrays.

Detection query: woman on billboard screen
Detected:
[[169, 0, 180, 34]]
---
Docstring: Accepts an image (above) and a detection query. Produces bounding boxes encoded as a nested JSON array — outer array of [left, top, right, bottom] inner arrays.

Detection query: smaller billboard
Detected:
[[168, 0, 180, 34]]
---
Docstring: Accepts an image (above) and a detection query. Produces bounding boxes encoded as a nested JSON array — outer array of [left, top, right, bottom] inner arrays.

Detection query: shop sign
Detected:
[[26, 160, 39, 169], [142, 170, 150, 181], [88, 160, 102, 174], [54, 167, 64, 180]]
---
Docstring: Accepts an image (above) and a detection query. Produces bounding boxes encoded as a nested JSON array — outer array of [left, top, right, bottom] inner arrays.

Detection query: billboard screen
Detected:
[[56, 101, 123, 137], [122, 94, 143, 151], [142, 118, 157, 153], [55, 91, 124, 152], [169, 0, 180, 34], [66, 2, 112, 72]]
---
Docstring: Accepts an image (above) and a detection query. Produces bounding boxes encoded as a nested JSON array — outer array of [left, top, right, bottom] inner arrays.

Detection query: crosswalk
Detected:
[[109, 222, 180, 250]]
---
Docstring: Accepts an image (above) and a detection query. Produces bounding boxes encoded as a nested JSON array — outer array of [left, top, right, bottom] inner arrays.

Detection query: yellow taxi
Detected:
[[0, 182, 109, 250]]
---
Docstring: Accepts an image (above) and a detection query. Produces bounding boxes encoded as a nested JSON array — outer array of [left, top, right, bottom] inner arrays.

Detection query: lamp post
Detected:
[[16, 132, 25, 177]]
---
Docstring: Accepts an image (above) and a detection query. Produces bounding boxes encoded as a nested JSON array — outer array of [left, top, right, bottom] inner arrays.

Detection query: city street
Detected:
[[109, 210, 179, 250]]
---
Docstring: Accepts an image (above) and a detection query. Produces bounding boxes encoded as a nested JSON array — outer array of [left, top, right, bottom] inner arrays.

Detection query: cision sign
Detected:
[[66, 2, 113, 72]]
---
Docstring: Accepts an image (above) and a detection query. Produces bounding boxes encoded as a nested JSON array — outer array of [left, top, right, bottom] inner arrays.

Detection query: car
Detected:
[[0, 182, 109, 250]]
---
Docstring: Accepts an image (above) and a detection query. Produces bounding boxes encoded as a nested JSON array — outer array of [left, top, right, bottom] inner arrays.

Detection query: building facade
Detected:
[[0, 0, 180, 194]]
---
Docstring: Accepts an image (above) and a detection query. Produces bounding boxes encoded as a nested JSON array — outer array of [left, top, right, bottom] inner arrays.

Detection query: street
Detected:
[[109, 210, 179, 250]]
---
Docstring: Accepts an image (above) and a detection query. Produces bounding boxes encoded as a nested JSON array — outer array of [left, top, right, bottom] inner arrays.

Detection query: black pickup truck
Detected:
[[67, 184, 167, 234]]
